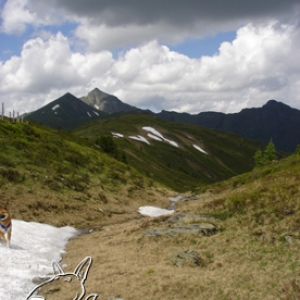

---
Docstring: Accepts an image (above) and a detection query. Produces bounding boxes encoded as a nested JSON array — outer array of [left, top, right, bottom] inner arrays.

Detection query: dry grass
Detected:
[[0, 180, 171, 228], [2, 122, 298, 300], [57, 155, 300, 300], [61, 214, 300, 300]]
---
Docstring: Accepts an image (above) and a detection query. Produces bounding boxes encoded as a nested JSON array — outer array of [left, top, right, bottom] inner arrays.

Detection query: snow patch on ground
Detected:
[[129, 135, 150, 145], [167, 140, 179, 147], [138, 206, 175, 217], [147, 133, 162, 141], [169, 195, 183, 202], [142, 127, 178, 147], [193, 144, 208, 154], [112, 132, 124, 138], [87, 112, 91, 117], [0, 219, 78, 300], [93, 111, 99, 116], [142, 127, 165, 139], [52, 104, 60, 111]]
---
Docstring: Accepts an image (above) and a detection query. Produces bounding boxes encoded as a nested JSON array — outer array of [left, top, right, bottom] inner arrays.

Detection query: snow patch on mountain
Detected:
[[142, 127, 178, 147], [193, 144, 208, 154], [147, 133, 162, 141], [167, 140, 179, 147], [112, 132, 124, 138], [110, 126, 207, 153], [52, 104, 60, 111], [129, 135, 150, 145], [142, 127, 164, 139]]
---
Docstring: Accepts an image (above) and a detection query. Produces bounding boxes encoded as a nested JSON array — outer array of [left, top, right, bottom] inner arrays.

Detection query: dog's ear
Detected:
[[74, 256, 92, 283], [52, 261, 65, 275]]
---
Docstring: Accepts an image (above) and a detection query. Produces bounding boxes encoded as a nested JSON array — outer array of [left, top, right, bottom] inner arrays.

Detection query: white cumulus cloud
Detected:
[[0, 21, 299, 115], [1, 0, 36, 34]]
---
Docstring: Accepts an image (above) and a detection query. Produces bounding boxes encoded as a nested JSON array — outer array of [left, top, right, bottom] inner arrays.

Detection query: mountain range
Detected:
[[156, 100, 300, 153], [80, 88, 137, 114], [25, 92, 107, 130], [25, 88, 300, 152]]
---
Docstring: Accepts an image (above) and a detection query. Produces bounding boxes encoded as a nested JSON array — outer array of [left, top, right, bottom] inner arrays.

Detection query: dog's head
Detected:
[[0, 207, 10, 223], [26, 257, 97, 300]]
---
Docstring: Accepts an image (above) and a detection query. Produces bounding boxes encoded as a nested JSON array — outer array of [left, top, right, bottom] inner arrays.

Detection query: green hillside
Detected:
[[0, 119, 170, 227], [74, 113, 283, 192], [1, 116, 300, 299]]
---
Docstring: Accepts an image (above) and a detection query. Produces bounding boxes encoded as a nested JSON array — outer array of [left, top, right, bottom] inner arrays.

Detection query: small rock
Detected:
[[166, 213, 219, 225], [170, 250, 204, 267], [182, 195, 201, 202], [285, 235, 292, 243], [142, 223, 217, 237], [167, 202, 176, 210]]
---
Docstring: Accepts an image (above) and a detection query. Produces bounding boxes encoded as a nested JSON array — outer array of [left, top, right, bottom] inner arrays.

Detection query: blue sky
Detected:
[[168, 32, 236, 59], [0, 0, 300, 115]]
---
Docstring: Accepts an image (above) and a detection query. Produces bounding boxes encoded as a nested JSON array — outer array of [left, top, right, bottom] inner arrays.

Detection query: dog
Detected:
[[26, 256, 98, 300], [0, 206, 12, 248]]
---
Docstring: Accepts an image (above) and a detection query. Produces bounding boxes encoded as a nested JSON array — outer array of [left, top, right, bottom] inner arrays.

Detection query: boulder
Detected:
[[166, 213, 219, 225], [142, 223, 217, 237], [170, 250, 204, 267]]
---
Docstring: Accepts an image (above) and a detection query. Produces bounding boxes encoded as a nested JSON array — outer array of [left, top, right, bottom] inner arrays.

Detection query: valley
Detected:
[[0, 93, 298, 299]]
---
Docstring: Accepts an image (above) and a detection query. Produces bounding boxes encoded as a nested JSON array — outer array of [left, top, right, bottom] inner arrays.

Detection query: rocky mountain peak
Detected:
[[81, 87, 137, 114]]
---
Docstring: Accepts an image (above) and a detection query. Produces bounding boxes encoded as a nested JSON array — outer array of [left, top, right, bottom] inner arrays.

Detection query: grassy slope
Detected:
[[62, 153, 300, 300], [1, 118, 299, 299], [0, 119, 171, 227], [74, 113, 271, 192]]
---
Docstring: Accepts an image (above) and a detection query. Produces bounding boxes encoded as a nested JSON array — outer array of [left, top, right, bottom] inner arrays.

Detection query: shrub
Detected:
[[96, 136, 127, 164], [254, 139, 277, 167], [0, 167, 24, 182]]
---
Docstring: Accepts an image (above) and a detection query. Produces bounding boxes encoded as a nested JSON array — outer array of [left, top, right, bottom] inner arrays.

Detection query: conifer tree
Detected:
[[254, 139, 277, 167], [264, 139, 276, 162], [254, 149, 264, 167]]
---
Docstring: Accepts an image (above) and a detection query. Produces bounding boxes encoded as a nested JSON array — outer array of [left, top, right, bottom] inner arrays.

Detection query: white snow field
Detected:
[[193, 144, 208, 154], [112, 132, 124, 138], [129, 135, 150, 144], [0, 219, 78, 300], [51, 104, 60, 111], [138, 206, 175, 217], [147, 133, 162, 141], [142, 127, 179, 147], [110, 126, 208, 154]]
